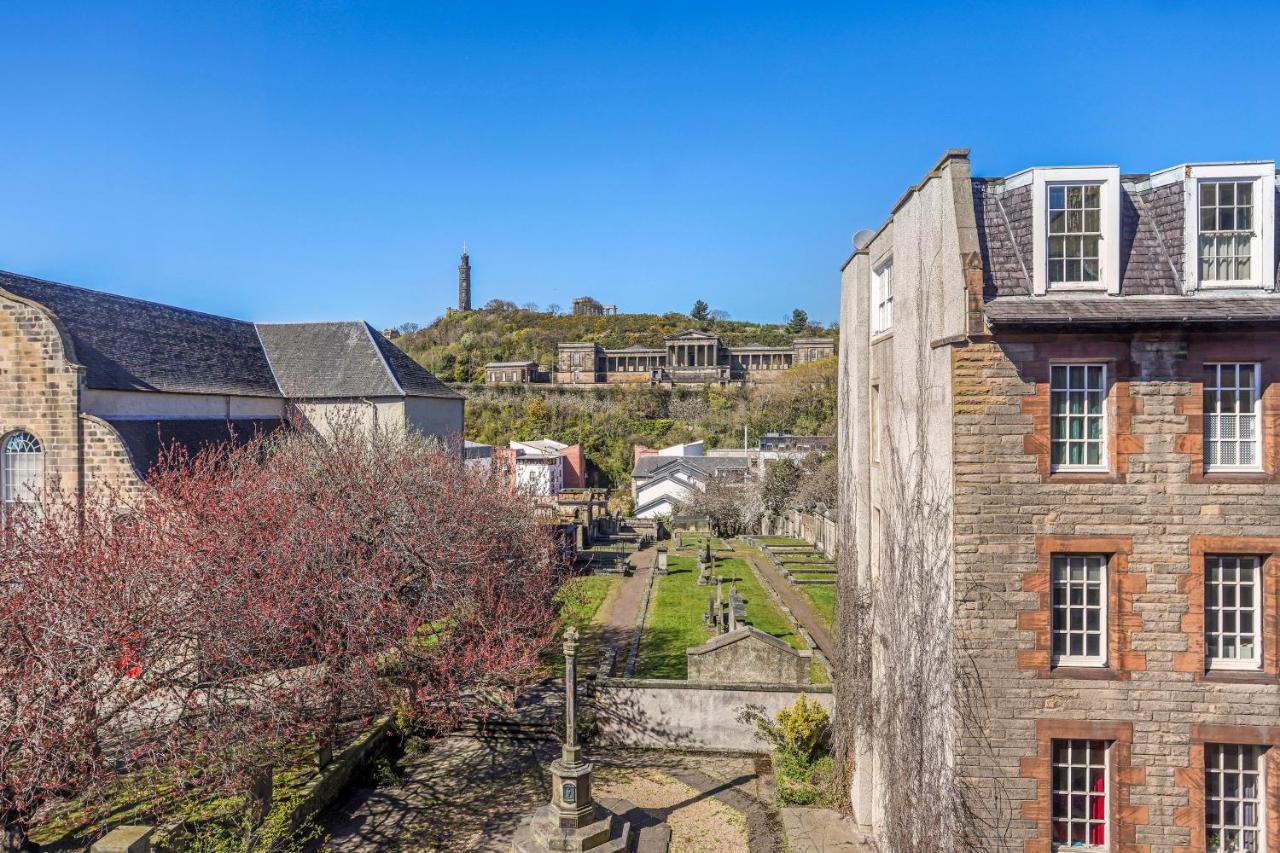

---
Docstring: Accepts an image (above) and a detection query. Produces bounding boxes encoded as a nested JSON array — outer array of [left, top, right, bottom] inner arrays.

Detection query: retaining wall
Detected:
[[593, 678, 833, 752]]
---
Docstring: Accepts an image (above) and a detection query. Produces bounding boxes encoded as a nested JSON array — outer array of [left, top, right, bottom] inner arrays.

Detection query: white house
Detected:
[[631, 441, 748, 518]]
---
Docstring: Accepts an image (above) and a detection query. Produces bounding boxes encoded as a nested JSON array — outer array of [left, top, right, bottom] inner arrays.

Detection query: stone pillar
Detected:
[[91, 827, 154, 853]]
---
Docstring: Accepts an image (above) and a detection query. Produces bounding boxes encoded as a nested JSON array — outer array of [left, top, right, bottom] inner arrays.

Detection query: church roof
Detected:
[[258, 322, 458, 400], [0, 270, 280, 397], [0, 270, 458, 401]]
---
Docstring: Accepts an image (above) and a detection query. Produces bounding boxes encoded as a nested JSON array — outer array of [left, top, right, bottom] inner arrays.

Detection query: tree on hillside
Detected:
[[709, 309, 730, 321], [547, 303, 562, 315], [484, 298, 517, 312], [690, 300, 710, 321], [787, 308, 809, 334]]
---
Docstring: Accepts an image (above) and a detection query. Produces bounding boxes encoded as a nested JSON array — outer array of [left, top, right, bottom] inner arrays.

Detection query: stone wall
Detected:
[[951, 331, 1280, 852], [686, 627, 811, 686], [594, 678, 833, 752], [0, 293, 86, 498]]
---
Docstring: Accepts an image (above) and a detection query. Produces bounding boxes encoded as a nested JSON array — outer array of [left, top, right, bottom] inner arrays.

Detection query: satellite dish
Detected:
[[852, 229, 875, 250]]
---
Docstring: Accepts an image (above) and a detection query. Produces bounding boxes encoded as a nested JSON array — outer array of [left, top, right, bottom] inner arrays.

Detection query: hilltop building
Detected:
[[485, 331, 835, 387], [572, 296, 618, 316], [839, 150, 1280, 849], [0, 270, 463, 507]]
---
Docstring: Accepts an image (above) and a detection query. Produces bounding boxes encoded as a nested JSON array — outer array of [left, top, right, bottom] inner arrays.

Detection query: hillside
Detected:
[[389, 304, 836, 384], [461, 356, 838, 493]]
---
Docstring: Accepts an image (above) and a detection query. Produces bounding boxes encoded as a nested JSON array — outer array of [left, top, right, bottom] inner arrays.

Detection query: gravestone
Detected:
[[686, 626, 812, 685]]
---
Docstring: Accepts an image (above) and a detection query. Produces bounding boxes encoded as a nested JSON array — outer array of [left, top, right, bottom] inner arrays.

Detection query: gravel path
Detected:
[[593, 545, 655, 670], [743, 550, 836, 661]]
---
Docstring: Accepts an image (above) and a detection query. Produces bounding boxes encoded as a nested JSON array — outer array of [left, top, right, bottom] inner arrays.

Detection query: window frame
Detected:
[[1204, 742, 1266, 853], [1205, 554, 1265, 673], [1049, 362, 1110, 474], [1203, 362, 1264, 474], [1030, 166, 1122, 296], [871, 256, 893, 337], [1, 429, 44, 513], [1050, 738, 1111, 851], [1050, 554, 1110, 668], [1180, 163, 1277, 293]]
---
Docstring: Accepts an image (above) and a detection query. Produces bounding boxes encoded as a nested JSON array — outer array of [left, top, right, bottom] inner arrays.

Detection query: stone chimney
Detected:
[[458, 245, 472, 311]]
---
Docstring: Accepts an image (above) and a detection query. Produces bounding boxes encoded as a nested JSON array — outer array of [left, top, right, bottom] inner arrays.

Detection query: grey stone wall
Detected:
[[686, 627, 811, 686]]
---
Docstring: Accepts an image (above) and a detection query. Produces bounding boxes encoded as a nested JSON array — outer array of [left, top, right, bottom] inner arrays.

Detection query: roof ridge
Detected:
[[361, 321, 405, 397], [0, 269, 257, 327]]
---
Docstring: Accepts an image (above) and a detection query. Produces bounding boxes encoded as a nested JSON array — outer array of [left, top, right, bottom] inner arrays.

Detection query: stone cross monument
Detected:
[[512, 627, 644, 852]]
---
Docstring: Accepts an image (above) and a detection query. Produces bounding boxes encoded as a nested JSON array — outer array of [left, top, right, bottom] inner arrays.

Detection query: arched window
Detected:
[[2, 430, 44, 508]]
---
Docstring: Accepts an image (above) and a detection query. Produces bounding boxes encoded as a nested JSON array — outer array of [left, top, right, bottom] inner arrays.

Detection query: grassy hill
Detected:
[[389, 304, 835, 384], [389, 305, 839, 497], [462, 356, 838, 493]]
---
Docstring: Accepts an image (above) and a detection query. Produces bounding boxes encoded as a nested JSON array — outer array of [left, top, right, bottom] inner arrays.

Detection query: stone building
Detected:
[[0, 270, 463, 507], [548, 331, 834, 386], [484, 360, 539, 384], [571, 296, 617, 316], [839, 150, 1280, 850]]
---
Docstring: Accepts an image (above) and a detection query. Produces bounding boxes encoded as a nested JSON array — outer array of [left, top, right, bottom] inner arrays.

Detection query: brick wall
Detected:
[[952, 331, 1280, 852]]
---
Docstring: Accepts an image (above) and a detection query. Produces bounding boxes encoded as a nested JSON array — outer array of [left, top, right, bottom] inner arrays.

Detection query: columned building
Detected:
[[543, 331, 834, 386]]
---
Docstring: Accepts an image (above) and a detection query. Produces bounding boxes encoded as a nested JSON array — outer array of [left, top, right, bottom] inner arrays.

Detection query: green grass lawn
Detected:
[[634, 555, 713, 678], [757, 537, 810, 546], [800, 584, 836, 631], [546, 574, 621, 674], [713, 557, 804, 650]]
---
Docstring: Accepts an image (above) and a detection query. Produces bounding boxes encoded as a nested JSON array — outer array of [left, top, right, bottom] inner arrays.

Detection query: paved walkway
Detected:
[[742, 549, 836, 661], [316, 735, 785, 852], [593, 545, 656, 671], [781, 809, 876, 852]]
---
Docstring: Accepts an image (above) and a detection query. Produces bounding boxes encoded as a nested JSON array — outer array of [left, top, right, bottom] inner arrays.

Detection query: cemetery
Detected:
[[750, 537, 838, 632]]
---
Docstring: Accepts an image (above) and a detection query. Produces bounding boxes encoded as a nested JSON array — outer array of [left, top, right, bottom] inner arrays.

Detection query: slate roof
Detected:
[[984, 296, 1280, 328], [972, 168, 1280, 325], [103, 417, 286, 479], [632, 454, 750, 479], [972, 177, 1195, 299], [0, 270, 280, 396], [484, 360, 538, 368], [0, 270, 458, 400]]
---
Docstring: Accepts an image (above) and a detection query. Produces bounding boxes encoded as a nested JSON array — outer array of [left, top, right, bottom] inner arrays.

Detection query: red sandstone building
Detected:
[[839, 151, 1279, 851]]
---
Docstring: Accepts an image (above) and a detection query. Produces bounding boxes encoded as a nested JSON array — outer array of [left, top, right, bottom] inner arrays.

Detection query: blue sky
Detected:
[[1, 1, 1277, 328]]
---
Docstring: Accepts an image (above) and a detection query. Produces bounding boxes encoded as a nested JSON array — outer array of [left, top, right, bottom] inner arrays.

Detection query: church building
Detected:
[[0, 270, 463, 509]]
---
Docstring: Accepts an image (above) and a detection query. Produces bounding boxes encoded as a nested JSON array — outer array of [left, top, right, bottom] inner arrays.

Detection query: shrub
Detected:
[[777, 694, 830, 762]]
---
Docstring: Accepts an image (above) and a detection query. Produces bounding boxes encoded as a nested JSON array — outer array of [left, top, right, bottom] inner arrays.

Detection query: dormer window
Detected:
[[1199, 181, 1254, 283], [1178, 162, 1276, 292], [1029, 167, 1122, 295], [1048, 185, 1102, 286]]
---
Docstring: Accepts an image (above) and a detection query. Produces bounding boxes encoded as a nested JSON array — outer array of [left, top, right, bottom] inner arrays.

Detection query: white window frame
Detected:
[[1050, 554, 1109, 668], [1051, 739, 1111, 851], [872, 257, 893, 337], [1205, 743, 1266, 853], [1203, 363, 1263, 473], [1205, 555, 1264, 672], [1179, 163, 1277, 293], [1, 430, 43, 513], [1049, 362, 1110, 473], [1031, 167, 1122, 296]]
